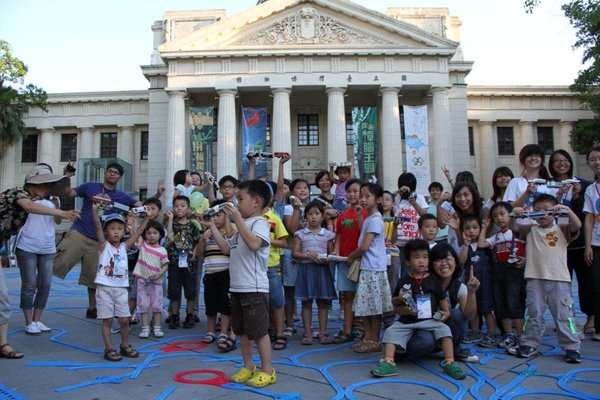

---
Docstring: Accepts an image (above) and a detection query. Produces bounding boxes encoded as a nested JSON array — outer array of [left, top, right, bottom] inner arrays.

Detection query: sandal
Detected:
[[217, 333, 228, 345], [354, 340, 381, 353], [319, 333, 333, 345], [301, 333, 313, 345], [585, 316, 595, 334], [0, 343, 23, 359], [103, 348, 122, 362], [273, 336, 287, 350], [119, 344, 139, 358], [332, 331, 353, 344], [202, 332, 217, 344], [246, 368, 277, 388], [283, 326, 294, 340], [218, 337, 237, 352]]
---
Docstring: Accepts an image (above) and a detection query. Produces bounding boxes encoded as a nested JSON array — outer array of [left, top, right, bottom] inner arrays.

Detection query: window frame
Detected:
[[100, 132, 118, 158], [21, 134, 38, 163], [297, 114, 319, 146], [60, 133, 78, 162], [140, 131, 148, 160], [536, 126, 554, 155], [496, 126, 515, 156]]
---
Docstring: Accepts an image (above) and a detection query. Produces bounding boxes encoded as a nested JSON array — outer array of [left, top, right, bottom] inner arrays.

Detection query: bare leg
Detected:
[[514, 318, 524, 336], [118, 316, 130, 347], [301, 300, 312, 337], [23, 309, 33, 326], [140, 312, 150, 327], [284, 286, 295, 329], [317, 304, 328, 334], [88, 288, 96, 310], [101, 318, 113, 349], [343, 291, 355, 335], [255, 334, 273, 374], [240, 335, 255, 370], [32, 308, 43, 323], [440, 337, 455, 361], [272, 307, 285, 337]]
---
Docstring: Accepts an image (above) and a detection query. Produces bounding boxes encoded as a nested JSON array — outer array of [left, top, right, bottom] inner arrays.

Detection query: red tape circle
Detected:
[[173, 369, 230, 386], [160, 340, 208, 353]]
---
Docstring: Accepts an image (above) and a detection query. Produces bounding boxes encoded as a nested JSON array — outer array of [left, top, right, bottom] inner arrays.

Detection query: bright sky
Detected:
[[0, 0, 583, 93]]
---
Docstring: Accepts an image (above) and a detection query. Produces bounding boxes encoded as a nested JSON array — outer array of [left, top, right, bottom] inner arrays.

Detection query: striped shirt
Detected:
[[203, 234, 230, 274], [132, 240, 168, 284]]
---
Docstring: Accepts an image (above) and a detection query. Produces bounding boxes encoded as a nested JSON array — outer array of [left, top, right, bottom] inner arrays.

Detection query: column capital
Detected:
[[216, 88, 237, 97], [272, 87, 291, 95], [325, 87, 346, 95], [379, 86, 400, 95]]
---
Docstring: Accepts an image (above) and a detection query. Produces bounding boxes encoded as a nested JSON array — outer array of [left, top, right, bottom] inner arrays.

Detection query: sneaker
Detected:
[[463, 330, 483, 344], [516, 345, 538, 358], [498, 333, 517, 349], [35, 321, 51, 332], [371, 359, 398, 377], [153, 326, 164, 338], [478, 335, 497, 348], [442, 361, 466, 380], [564, 349, 581, 364], [506, 342, 519, 355], [456, 348, 479, 363], [139, 326, 150, 338], [25, 323, 41, 335]]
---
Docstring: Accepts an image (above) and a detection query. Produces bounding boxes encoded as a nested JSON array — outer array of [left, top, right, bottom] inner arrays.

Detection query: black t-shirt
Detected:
[[394, 273, 444, 324]]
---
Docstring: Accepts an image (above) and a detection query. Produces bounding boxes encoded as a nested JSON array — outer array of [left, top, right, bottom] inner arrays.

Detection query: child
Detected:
[[458, 215, 496, 347], [382, 190, 400, 293], [199, 199, 236, 352], [92, 206, 148, 362], [331, 178, 366, 344], [583, 146, 600, 341], [418, 213, 438, 249], [165, 195, 202, 329], [427, 182, 448, 243], [208, 175, 239, 204], [512, 194, 582, 362], [371, 239, 465, 379], [132, 220, 168, 339], [173, 169, 200, 199], [206, 179, 276, 388], [292, 200, 336, 345], [347, 182, 393, 353], [477, 201, 526, 351], [329, 162, 353, 212]]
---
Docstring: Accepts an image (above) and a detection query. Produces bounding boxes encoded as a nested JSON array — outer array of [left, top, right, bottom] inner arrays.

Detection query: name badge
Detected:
[[416, 294, 432, 319], [178, 251, 189, 269]]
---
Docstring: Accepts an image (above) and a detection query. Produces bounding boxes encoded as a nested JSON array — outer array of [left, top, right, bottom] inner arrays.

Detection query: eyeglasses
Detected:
[[106, 169, 121, 176], [588, 157, 600, 163], [433, 256, 454, 265], [552, 159, 570, 165], [221, 185, 235, 190]]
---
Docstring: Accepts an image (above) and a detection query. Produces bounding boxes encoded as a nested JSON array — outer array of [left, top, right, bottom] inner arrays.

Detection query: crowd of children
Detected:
[[5, 145, 600, 387]]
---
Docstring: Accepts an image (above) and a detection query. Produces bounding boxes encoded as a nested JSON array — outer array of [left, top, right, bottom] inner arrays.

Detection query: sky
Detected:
[[0, 0, 584, 93]]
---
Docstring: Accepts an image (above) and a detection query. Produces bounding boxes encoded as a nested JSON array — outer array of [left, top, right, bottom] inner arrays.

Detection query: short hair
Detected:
[[490, 201, 512, 216], [237, 179, 271, 209], [173, 195, 190, 207], [519, 144, 550, 179], [190, 171, 202, 182], [460, 214, 481, 231], [219, 175, 239, 187], [64, 164, 76, 173], [305, 200, 325, 215], [428, 181, 443, 192], [315, 170, 331, 189], [106, 162, 124, 176], [143, 220, 165, 240], [429, 243, 462, 282], [283, 178, 292, 188], [548, 149, 574, 179], [586, 146, 600, 161], [397, 172, 417, 192], [404, 239, 430, 261], [418, 213, 437, 229], [290, 178, 310, 192], [173, 169, 189, 186], [533, 193, 558, 207], [334, 165, 351, 175], [143, 197, 162, 210], [345, 178, 362, 190]]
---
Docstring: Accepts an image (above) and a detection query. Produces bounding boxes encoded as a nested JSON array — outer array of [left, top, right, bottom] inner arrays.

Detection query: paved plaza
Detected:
[[0, 266, 598, 400]]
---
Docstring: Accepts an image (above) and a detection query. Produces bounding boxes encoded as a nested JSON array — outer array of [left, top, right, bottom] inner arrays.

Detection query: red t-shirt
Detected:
[[336, 208, 368, 256]]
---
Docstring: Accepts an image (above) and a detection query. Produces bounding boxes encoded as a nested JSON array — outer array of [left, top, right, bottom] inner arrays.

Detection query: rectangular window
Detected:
[[496, 126, 515, 156], [468, 127, 475, 156], [297, 114, 319, 146], [139, 188, 147, 202], [140, 131, 148, 160], [100, 132, 118, 158], [60, 133, 77, 162], [21, 134, 38, 163], [537, 126, 554, 155], [345, 113, 354, 145]]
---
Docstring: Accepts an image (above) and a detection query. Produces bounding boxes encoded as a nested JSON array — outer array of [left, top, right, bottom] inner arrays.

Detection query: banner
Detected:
[[189, 107, 215, 174], [352, 107, 378, 182], [402, 105, 431, 194], [241, 107, 268, 180]]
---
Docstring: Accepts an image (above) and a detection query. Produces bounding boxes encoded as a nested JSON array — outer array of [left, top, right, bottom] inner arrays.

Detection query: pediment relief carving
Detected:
[[232, 6, 394, 46]]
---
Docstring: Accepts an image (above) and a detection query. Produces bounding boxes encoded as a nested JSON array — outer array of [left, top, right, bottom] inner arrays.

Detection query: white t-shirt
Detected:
[[16, 199, 56, 254], [94, 242, 129, 287], [358, 212, 387, 272], [503, 176, 558, 211], [394, 194, 428, 247], [583, 182, 600, 246], [228, 216, 270, 293]]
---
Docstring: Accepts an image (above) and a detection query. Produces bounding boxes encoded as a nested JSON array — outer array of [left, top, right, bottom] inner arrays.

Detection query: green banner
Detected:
[[352, 107, 378, 181], [189, 106, 215, 173]]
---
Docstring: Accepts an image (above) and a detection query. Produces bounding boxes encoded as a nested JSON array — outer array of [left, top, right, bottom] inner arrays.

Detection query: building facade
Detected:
[[1, 0, 595, 199]]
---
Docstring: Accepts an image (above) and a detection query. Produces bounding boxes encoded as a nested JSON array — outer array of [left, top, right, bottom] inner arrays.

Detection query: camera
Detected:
[[131, 206, 148, 214], [202, 202, 234, 218]]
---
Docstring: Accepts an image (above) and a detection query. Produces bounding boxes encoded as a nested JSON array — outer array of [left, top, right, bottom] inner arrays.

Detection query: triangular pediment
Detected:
[[159, 0, 458, 57]]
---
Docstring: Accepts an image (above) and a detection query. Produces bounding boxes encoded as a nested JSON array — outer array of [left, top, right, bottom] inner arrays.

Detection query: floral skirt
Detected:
[[353, 269, 393, 317]]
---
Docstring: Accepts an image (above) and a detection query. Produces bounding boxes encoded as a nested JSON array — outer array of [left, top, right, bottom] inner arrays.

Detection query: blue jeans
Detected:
[[404, 308, 467, 358], [16, 249, 54, 311], [267, 267, 285, 308]]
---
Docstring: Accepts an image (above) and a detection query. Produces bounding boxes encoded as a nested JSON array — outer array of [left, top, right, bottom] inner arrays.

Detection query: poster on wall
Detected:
[[402, 105, 431, 194], [241, 107, 268, 180], [189, 106, 215, 174], [352, 107, 378, 182]]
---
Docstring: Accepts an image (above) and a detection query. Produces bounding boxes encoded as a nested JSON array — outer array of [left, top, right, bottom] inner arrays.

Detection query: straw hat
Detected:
[[24, 164, 70, 196]]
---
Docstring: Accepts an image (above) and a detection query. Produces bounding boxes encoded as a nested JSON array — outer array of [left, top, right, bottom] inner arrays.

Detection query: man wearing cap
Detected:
[[53, 162, 142, 319]]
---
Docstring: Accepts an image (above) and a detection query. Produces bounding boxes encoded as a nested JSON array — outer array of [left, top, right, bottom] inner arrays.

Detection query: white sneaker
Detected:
[[153, 326, 164, 338], [139, 326, 150, 338], [35, 321, 51, 332], [25, 323, 41, 335]]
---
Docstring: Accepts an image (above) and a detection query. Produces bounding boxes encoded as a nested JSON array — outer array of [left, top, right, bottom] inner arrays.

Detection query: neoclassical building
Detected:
[[1, 0, 595, 199]]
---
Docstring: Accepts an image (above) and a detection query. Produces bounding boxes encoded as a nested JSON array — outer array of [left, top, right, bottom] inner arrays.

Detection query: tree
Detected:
[[0, 39, 47, 158], [525, 1, 600, 152]]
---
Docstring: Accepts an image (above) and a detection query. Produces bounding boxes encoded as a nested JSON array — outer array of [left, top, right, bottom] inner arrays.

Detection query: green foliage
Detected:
[[570, 119, 600, 153], [524, 0, 541, 13], [0, 39, 47, 156]]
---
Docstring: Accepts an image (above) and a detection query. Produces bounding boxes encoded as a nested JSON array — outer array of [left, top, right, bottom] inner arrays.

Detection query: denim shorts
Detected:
[[267, 267, 285, 308]]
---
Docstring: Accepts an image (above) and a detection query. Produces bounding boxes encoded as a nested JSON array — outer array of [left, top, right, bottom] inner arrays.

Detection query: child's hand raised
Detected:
[[482, 217, 491, 230], [511, 207, 524, 217], [280, 153, 292, 164], [223, 202, 242, 223], [466, 265, 480, 293]]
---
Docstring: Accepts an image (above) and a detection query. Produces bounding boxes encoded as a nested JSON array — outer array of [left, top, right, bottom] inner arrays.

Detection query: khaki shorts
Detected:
[[96, 285, 130, 319], [53, 230, 99, 289]]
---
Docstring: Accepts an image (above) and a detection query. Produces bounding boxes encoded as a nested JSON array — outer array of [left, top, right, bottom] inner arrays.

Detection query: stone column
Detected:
[[559, 120, 578, 175], [431, 87, 454, 185], [519, 120, 536, 147], [478, 121, 495, 199], [326, 87, 347, 166], [271, 88, 292, 180], [216, 89, 238, 178], [79, 126, 95, 159], [0, 144, 17, 189], [165, 89, 187, 199], [38, 128, 54, 166], [380, 87, 403, 191], [117, 125, 135, 164]]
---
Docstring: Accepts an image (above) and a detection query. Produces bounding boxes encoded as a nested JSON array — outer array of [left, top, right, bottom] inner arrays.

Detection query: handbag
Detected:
[[346, 258, 361, 283]]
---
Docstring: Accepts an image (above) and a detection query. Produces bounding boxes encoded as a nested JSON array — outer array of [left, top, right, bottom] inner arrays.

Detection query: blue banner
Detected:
[[241, 107, 268, 180]]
